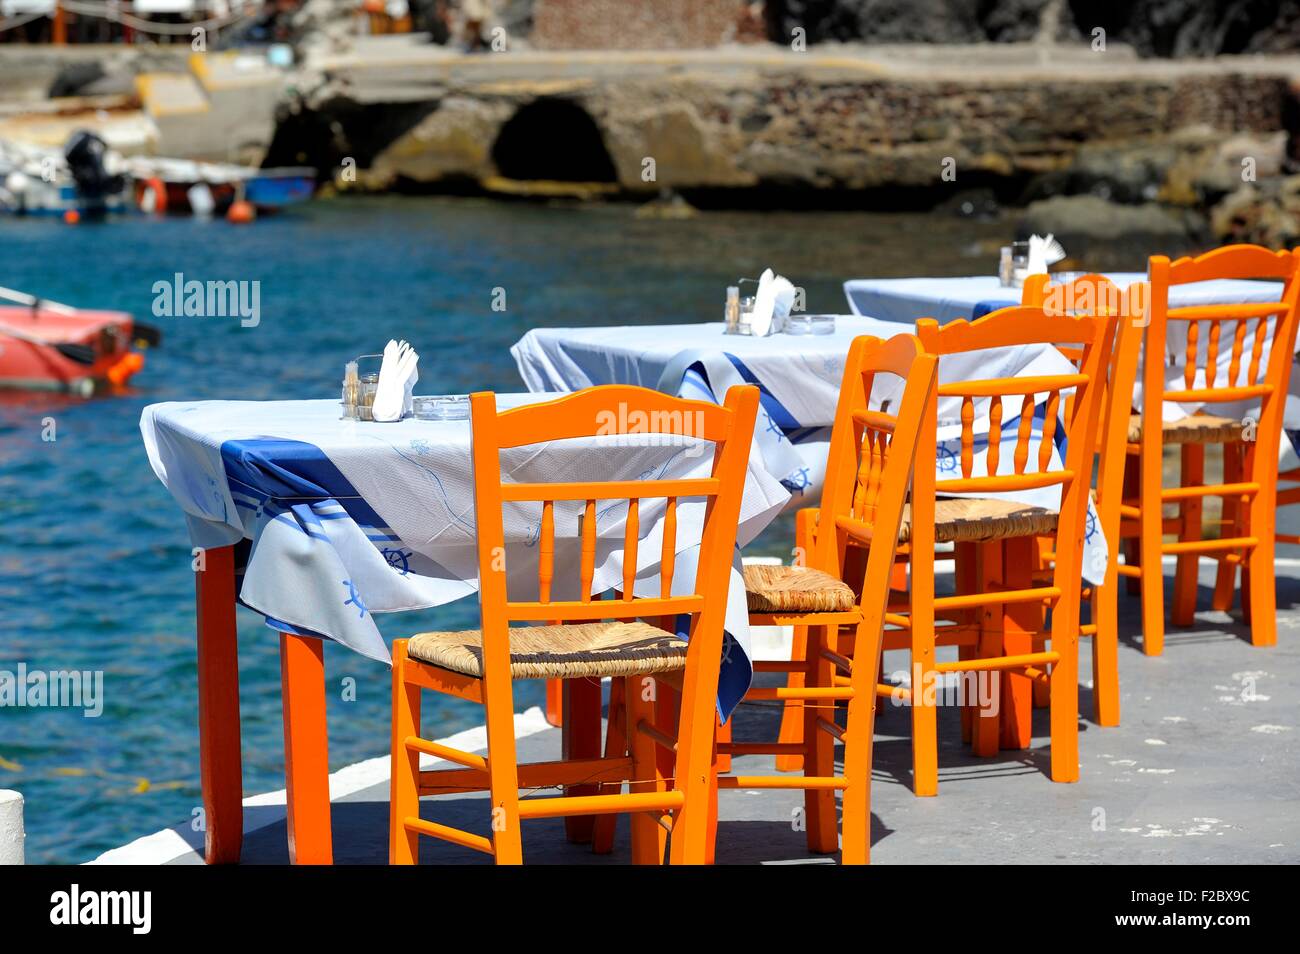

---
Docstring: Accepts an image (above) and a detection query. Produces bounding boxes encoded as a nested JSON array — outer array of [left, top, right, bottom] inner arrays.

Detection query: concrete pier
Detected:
[[0, 790, 24, 865]]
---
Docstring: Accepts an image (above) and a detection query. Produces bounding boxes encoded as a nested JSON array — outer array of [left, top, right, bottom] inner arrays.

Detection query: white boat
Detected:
[[0, 133, 132, 218]]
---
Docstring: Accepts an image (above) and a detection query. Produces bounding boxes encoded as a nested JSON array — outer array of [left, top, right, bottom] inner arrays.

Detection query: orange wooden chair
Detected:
[[1124, 246, 1300, 653], [1019, 274, 1146, 727], [389, 383, 758, 864], [897, 305, 1115, 792], [717, 334, 937, 862], [765, 305, 1118, 787]]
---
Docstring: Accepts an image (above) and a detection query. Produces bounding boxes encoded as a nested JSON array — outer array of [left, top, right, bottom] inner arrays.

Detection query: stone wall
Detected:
[[335, 56, 1295, 199], [530, 0, 749, 50]]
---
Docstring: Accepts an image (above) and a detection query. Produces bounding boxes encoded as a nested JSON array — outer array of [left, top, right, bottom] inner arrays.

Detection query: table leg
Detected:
[[973, 541, 1001, 757], [562, 677, 602, 843], [195, 544, 242, 865], [545, 679, 564, 727], [279, 632, 333, 865]]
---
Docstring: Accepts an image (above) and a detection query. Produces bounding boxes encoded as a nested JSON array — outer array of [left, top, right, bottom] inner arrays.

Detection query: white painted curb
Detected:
[[88, 706, 553, 865], [0, 790, 24, 865]]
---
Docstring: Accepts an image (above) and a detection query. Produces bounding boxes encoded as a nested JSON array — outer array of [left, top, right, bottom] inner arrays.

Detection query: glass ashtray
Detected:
[[784, 314, 836, 336], [412, 395, 470, 421]]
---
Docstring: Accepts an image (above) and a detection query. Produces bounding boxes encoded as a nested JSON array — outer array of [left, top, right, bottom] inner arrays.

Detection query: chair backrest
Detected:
[[913, 305, 1117, 587], [1146, 244, 1300, 461], [811, 334, 938, 594], [1021, 272, 1145, 488], [468, 383, 759, 683]]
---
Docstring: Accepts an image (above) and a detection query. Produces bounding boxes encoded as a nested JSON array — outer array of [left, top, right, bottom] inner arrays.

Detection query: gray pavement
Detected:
[[167, 560, 1299, 864]]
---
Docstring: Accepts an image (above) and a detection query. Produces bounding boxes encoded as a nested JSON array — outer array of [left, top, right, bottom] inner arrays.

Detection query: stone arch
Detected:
[[490, 97, 618, 183]]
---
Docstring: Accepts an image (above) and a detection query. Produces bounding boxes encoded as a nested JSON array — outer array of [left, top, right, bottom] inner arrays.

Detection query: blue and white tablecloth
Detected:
[[843, 272, 1300, 464], [141, 395, 791, 718], [512, 319, 1109, 583], [513, 318, 889, 504]]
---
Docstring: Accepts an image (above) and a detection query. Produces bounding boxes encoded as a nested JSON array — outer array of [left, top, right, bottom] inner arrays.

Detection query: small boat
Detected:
[[127, 156, 315, 216], [0, 132, 132, 219], [243, 167, 317, 211], [0, 285, 159, 394]]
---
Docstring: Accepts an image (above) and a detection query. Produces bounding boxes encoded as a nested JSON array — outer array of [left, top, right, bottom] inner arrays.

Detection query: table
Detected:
[[141, 395, 789, 863], [512, 318, 1106, 577], [842, 273, 1285, 325]]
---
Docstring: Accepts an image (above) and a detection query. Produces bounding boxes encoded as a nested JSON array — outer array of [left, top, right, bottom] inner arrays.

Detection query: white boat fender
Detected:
[[188, 183, 215, 217]]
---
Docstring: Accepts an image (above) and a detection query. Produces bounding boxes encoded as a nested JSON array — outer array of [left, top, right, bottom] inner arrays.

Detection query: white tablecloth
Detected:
[[842, 272, 1284, 326], [141, 395, 790, 717]]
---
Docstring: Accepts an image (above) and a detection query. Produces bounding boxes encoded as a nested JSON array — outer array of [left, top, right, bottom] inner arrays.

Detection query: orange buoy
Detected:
[[226, 199, 256, 224], [105, 350, 145, 387], [63, 209, 80, 224], [138, 177, 168, 214]]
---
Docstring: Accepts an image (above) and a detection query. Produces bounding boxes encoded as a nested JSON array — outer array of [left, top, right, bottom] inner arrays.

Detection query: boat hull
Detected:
[[1, 177, 131, 218], [244, 168, 316, 210], [0, 306, 146, 393]]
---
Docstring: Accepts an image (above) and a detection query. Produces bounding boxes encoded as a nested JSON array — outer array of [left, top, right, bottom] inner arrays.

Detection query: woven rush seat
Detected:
[[743, 564, 856, 614], [407, 620, 686, 679], [1127, 413, 1244, 445], [900, 497, 1059, 544]]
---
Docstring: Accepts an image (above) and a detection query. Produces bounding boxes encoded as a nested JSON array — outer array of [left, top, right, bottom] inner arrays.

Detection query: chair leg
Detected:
[[1091, 574, 1121, 727], [1031, 635, 1051, 708], [1048, 628, 1081, 783], [840, 615, 885, 866], [954, 542, 976, 743], [279, 633, 333, 865], [1245, 442, 1278, 647], [972, 540, 1001, 758], [1172, 443, 1204, 627], [705, 718, 722, 865], [626, 675, 666, 864], [1123, 454, 1142, 595], [667, 672, 725, 865], [561, 677, 602, 844], [715, 712, 732, 773], [803, 624, 839, 852], [1032, 538, 1051, 709], [1139, 440, 1167, 656], [774, 623, 809, 772], [910, 549, 939, 796], [1000, 538, 1035, 751], [389, 641, 421, 865], [1212, 442, 1243, 611], [590, 677, 625, 855], [482, 667, 523, 866]]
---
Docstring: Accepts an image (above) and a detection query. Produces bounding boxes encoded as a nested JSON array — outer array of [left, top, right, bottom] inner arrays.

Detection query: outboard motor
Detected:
[[63, 130, 126, 209]]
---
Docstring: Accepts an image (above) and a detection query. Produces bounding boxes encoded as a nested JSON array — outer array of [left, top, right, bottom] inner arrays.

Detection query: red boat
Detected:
[[0, 288, 156, 394]]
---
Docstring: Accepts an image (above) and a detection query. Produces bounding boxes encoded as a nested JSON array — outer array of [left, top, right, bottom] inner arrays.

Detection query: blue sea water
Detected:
[[0, 196, 1001, 863]]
